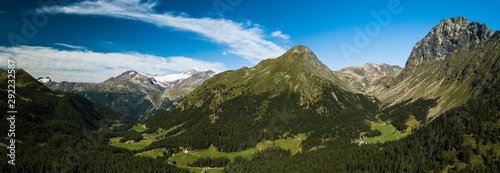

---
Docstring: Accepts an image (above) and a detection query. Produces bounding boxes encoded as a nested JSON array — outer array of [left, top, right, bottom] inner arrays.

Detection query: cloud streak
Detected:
[[54, 43, 87, 50], [37, 0, 287, 62], [271, 30, 290, 40], [0, 46, 226, 82]]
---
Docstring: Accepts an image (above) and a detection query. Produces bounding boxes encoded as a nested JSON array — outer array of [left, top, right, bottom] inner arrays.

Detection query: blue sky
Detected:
[[0, 0, 499, 82]]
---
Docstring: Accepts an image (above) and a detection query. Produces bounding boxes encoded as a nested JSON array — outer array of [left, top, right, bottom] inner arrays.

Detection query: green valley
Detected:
[[106, 122, 305, 171], [363, 123, 405, 143]]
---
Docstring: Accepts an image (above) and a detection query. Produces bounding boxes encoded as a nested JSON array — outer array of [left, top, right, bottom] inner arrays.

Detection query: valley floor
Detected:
[[108, 123, 304, 172], [363, 122, 406, 143]]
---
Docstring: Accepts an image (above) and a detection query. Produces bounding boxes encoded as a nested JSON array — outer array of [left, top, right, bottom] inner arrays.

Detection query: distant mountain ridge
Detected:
[[39, 69, 215, 120], [335, 63, 402, 92], [40, 68, 215, 91]]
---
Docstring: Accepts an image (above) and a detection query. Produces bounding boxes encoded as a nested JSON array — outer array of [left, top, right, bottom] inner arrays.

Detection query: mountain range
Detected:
[[39, 69, 215, 121]]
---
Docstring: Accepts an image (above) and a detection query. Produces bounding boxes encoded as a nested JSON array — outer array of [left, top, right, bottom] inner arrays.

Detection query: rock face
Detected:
[[406, 16, 494, 66], [173, 70, 215, 89]]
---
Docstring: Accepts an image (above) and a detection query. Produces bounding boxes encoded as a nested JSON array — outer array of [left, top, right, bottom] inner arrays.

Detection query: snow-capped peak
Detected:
[[37, 77, 51, 83], [154, 68, 201, 83], [153, 73, 191, 83]]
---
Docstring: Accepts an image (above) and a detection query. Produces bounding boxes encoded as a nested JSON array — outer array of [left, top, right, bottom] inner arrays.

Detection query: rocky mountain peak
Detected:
[[206, 70, 215, 74], [290, 44, 312, 53], [122, 70, 135, 75], [278, 44, 326, 70], [443, 16, 469, 25], [405, 16, 494, 66]]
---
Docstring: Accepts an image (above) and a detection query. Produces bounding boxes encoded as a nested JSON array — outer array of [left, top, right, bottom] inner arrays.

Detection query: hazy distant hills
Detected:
[[39, 69, 215, 121]]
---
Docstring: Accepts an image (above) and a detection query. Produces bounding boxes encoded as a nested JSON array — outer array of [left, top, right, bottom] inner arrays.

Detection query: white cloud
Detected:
[[271, 30, 290, 40], [0, 46, 226, 82], [37, 0, 287, 63], [54, 43, 87, 50]]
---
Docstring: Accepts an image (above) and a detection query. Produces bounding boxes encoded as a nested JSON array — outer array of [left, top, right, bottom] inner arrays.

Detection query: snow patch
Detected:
[[37, 77, 51, 83], [153, 73, 191, 83]]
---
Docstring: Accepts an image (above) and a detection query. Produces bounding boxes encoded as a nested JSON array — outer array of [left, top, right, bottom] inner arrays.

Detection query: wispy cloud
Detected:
[[271, 30, 290, 40], [0, 11, 7, 15], [37, 0, 287, 63], [0, 46, 226, 82], [54, 43, 87, 50]]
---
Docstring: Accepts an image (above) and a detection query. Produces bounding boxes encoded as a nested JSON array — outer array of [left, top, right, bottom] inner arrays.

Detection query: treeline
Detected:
[[378, 98, 437, 131], [143, 127, 159, 134], [188, 157, 230, 167], [112, 122, 135, 132], [119, 130, 144, 142], [364, 129, 382, 137]]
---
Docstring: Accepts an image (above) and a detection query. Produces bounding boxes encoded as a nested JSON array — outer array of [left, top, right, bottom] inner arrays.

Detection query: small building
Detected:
[[353, 137, 367, 145], [184, 150, 189, 154]]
